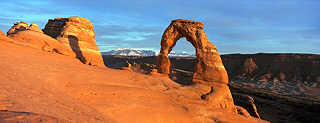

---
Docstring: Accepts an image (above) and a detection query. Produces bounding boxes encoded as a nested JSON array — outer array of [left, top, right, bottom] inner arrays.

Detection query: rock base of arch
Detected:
[[157, 19, 235, 110]]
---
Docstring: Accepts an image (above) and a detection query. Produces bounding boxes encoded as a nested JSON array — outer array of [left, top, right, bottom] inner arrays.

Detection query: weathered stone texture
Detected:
[[157, 19, 234, 109], [7, 21, 29, 35], [43, 16, 104, 66]]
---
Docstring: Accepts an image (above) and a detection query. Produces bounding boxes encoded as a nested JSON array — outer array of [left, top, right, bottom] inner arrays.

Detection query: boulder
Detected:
[[43, 16, 104, 66], [157, 19, 234, 109], [28, 23, 43, 33], [7, 21, 28, 35]]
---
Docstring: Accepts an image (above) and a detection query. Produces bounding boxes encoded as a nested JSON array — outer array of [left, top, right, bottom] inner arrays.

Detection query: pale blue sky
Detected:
[[0, 0, 319, 54]]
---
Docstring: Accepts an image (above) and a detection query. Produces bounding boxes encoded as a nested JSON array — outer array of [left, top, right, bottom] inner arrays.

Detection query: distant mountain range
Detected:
[[168, 51, 195, 57], [101, 48, 156, 56], [101, 48, 195, 57]]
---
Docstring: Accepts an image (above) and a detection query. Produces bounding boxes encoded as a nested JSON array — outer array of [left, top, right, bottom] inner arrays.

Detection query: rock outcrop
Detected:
[[7, 22, 43, 35], [6, 22, 68, 54], [27, 23, 43, 33], [1, 29, 16, 43], [0, 29, 10, 42], [157, 19, 234, 109], [8, 30, 70, 54], [7, 21, 29, 35], [0, 29, 5, 36], [43, 16, 104, 66], [242, 58, 258, 77]]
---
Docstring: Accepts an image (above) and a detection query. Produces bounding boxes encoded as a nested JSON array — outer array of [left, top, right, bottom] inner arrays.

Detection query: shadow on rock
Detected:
[[68, 35, 87, 64]]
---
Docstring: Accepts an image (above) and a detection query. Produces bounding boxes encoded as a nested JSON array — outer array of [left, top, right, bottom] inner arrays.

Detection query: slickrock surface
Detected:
[[8, 30, 71, 54], [43, 16, 104, 66], [0, 36, 267, 122], [0, 110, 67, 123], [158, 19, 234, 109], [0, 29, 14, 42]]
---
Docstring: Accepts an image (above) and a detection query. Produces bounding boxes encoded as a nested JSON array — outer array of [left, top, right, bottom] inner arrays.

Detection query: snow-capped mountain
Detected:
[[102, 48, 195, 57], [101, 48, 156, 56], [168, 51, 195, 57]]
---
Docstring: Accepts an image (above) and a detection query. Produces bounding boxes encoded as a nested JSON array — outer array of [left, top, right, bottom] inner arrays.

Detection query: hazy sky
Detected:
[[0, 0, 319, 54]]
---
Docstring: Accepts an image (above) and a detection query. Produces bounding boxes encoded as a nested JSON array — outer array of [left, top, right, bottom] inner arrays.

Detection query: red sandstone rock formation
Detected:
[[0, 39, 268, 123], [8, 30, 70, 54], [157, 19, 234, 109], [7, 21, 29, 35], [7, 22, 43, 35], [27, 23, 43, 33], [0, 110, 67, 122], [43, 16, 104, 66], [1, 29, 15, 43], [0, 29, 5, 36], [6, 17, 104, 67]]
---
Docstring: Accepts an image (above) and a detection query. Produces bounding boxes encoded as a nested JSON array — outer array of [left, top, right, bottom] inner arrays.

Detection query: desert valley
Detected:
[[0, 15, 319, 123]]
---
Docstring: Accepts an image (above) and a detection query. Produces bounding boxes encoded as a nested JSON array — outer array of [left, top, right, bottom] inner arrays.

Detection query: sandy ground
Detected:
[[0, 38, 267, 123]]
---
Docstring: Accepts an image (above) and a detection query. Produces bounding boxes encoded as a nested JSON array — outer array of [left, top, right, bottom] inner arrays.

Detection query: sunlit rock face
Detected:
[[157, 19, 234, 109], [7, 21, 43, 35], [7, 21, 29, 35], [28, 23, 43, 33], [8, 30, 70, 54], [6, 21, 70, 54], [43, 16, 104, 66]]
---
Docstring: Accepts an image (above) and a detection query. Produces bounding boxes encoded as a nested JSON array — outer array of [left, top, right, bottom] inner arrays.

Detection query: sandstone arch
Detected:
[[158, 19, 234, 109], [158, 19, 228, 85]]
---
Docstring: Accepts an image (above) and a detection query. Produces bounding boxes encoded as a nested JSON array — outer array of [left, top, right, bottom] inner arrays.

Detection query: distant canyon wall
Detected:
[[102, 53, 320, 83], [222, 53, 320, 83]]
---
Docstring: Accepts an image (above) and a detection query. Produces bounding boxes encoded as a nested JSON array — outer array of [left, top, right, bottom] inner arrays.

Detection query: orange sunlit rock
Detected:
[[43, 16, 104, 66], [157, 19, 234, 110]]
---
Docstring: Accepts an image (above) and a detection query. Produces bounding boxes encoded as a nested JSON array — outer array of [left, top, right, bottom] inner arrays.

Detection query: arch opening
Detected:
[[167, 38, 197, 85]]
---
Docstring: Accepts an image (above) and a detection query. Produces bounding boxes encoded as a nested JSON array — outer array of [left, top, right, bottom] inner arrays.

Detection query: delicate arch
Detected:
[[157, 19, 228, 85]]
